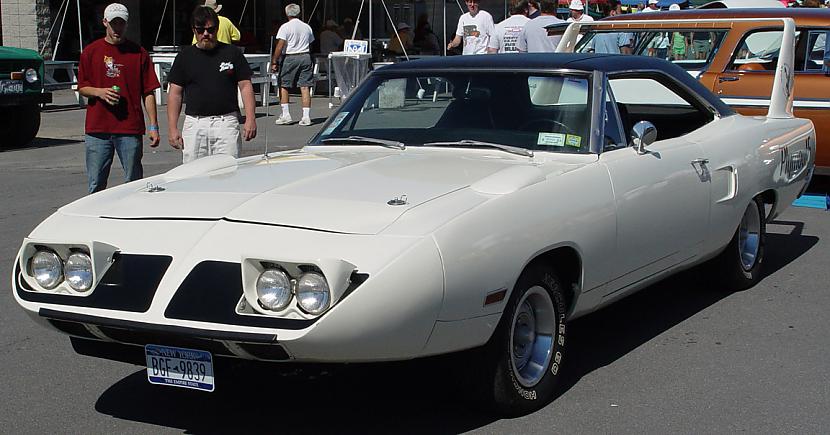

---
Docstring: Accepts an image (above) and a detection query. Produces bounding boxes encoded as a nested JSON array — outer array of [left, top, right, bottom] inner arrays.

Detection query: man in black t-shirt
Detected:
[[166, 6, 257, 163]]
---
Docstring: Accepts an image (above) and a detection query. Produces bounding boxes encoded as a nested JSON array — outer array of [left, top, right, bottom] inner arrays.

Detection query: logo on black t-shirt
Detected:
[[219, 62, 234, 75]]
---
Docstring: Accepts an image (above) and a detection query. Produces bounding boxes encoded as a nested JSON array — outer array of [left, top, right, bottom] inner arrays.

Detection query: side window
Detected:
[[609, 76, 713, 141], [728, 30, 785, 72], [603, 87, 626, 150], [804, 30, 827, 71]]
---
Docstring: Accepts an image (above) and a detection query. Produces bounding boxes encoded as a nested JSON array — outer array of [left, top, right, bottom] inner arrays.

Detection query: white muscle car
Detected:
[[12, 50, 814, 415]]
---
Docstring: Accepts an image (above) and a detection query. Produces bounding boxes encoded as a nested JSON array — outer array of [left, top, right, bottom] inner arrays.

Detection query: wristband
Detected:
[[148, 125, 159, 131]]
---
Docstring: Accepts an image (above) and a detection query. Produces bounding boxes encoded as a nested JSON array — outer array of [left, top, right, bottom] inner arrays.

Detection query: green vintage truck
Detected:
[[0, 46, 52, 148]]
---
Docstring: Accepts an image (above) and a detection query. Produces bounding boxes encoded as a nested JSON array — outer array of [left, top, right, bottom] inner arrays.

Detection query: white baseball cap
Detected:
[[648, 0, 659, 4], [104, 3, 129, 22], [569, 0, 585, 10]]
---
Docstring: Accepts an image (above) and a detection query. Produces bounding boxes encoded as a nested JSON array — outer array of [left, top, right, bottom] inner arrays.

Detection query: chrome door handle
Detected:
[[719, 76, 739, 83], [691, 158, 709, 165]]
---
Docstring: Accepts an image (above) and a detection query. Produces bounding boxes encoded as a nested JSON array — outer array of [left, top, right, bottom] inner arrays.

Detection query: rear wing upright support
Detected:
[[555, 18, 797, 119]]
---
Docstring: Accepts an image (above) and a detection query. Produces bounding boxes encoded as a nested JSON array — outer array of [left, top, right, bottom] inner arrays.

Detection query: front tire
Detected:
[[2, 104, 40, 148], [485, 264, 567, 416], [715, 196, 766, 290]]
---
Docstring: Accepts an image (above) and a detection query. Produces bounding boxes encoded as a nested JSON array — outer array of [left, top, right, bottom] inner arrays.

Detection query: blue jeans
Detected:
[[85, 134, 143, 194]]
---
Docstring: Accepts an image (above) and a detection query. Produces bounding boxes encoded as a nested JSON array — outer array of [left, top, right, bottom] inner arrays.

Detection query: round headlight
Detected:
[[296, 272, 330, 315], [256, 269, 292, 311], [65, 252, 93, 292], [32, 251, 63, 290], [25, 68, 38, 83]]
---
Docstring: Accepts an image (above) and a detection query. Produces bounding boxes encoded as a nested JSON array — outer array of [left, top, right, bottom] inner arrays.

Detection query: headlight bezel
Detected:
[[240, 258, 355, 319], [18, 241, 118, 296]]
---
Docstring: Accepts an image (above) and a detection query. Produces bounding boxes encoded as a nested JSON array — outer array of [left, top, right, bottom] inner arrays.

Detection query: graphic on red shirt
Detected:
[[104, 55, 123, 78]]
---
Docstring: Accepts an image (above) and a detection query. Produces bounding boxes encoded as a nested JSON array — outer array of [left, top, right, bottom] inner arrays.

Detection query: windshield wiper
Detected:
[[321, 136, 405, 150], [423, 140, 533, 157]]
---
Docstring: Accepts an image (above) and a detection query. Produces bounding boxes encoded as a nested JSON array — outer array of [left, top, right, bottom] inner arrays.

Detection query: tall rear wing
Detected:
[[556, 18, 797, 119]]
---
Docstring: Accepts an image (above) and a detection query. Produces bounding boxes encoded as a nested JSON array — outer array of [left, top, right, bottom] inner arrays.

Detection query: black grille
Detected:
[[165, 261, 315, 330], [16, 254, 172, 312]]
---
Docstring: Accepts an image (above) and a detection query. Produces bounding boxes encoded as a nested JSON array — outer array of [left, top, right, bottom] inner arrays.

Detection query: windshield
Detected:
[[312, 72, 594, 154]]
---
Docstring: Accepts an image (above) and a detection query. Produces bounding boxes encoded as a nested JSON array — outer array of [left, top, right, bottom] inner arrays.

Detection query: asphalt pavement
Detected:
[[1, 92, 828, 433]]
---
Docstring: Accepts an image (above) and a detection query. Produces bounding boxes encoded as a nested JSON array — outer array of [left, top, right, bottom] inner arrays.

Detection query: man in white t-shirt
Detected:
[[566, 0, 594, 22], [516, 0, 565, 53], [488, 0, 530, 53], [271, 3, 315, 126], [447, 0, 495, 55]]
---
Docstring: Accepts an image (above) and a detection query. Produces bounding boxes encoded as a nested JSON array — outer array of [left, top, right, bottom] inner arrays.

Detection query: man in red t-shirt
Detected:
[[78, 3, 161, 194]]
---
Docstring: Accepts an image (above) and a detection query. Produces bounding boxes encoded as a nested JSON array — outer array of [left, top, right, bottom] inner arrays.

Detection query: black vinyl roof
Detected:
[[377, 53, 735, 116]]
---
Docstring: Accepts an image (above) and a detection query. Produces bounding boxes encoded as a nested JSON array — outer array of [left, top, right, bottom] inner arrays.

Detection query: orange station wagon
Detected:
[[567, 9, 830, 174]]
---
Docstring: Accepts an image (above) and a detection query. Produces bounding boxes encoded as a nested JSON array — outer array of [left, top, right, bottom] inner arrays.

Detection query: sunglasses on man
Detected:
[[193, 26, 218, 34]]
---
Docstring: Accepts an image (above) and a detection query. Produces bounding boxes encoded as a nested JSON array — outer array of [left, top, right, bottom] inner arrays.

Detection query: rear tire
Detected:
[[484, 263, 567, 416], [715, 196, 766, 290]]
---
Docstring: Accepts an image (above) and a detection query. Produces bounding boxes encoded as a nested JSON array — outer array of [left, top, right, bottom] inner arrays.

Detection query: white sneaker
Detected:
[[275, 114, 293, 125], [299, 117, 312, 126]]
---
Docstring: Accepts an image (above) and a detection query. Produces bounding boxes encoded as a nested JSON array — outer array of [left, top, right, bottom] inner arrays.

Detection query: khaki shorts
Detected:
[[182, 112, 240, 164], [279, 53, 314, 89]]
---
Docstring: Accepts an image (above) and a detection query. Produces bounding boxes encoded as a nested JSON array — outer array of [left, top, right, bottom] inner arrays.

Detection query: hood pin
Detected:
[[387, 195, 408, 206], [146, 182, 165, 193]]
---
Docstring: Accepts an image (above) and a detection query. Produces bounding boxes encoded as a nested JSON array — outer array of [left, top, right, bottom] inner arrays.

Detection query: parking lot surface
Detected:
[[1, 93, 828, 433]]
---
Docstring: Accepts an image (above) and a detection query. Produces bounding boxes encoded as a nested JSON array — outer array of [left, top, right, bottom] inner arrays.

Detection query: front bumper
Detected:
[[13, 219, 447, 362], [44, 309, 292, 362]]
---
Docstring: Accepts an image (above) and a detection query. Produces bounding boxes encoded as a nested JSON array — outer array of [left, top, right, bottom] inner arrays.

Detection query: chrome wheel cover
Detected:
[[738, 202, 762, 271], [509, 285, 556, 388]]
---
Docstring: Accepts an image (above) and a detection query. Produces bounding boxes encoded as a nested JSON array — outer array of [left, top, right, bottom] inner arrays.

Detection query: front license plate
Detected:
[[145, 344, 215, 392], [0, 80, 23, 94]]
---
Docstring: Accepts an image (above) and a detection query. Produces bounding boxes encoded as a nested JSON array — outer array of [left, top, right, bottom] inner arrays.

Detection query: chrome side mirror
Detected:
[[631, 121, 657, 154]]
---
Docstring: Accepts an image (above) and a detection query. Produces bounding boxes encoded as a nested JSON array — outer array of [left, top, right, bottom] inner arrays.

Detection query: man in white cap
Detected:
[[271, 3, 315, 126], [642, 0, 661, 12], [447, 0, 495, 55], [77, 3, 160, 194], [191, 0, 240, 45], [567, 0, 594, 22]]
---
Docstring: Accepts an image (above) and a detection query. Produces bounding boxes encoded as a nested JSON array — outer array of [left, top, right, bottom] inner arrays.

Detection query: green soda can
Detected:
[[110, 85, 121, 105]]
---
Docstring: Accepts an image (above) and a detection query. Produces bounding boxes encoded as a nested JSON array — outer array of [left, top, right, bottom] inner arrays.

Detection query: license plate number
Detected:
[[145, 344, 215, 392], [0, 80, 23, 94]]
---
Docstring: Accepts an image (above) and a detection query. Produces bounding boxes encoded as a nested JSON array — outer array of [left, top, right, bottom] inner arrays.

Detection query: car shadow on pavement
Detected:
[[95, 357, 498, 433], [552, 228, 819, 402], [1, 137, 82, 152], [92, 229, 818, 431]]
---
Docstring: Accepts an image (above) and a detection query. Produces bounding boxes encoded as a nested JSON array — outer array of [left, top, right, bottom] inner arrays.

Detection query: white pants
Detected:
[[182, 112, 240, 164]]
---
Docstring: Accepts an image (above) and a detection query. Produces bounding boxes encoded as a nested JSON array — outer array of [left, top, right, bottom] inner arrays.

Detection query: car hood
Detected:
[[60, 148, 592, 234], [0, 46, 43, 61]]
